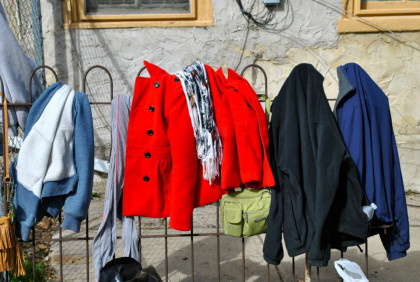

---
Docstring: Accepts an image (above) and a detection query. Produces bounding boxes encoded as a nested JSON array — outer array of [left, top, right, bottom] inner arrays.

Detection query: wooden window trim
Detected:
[[338, 0, 420, 33], [62, 0, 213, 29]]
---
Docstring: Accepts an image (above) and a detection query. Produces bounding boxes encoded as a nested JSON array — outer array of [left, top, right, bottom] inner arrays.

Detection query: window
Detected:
[[338, 0, 420, 33], [85, 0, 190, 16], [63, 0, 213, 29]]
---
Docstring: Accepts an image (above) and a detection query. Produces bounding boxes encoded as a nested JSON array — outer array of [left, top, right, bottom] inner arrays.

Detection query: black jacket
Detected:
[[263, 64, 369, 267]]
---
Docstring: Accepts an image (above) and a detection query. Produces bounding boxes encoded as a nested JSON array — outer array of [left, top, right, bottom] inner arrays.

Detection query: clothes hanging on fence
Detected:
[[205, 65, 274, 190], [0, 1, 42, 140], [205, 66, 242, 189], [93, 94, 138, 281], [263, 64, 369, 267], [122, 61, 223, 231], [11, 82, 94, 241], [334, 63, 410, 261], [219, 68, 274, 189]]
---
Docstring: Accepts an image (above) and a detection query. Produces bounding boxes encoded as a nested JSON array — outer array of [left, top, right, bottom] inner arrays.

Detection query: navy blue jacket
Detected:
[[334, 63, 410, 260]]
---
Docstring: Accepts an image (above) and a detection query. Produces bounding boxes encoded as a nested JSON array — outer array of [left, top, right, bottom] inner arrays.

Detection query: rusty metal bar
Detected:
[[165, 218, 168, 282], [86, 215, 89, 281], [365, 239, 368, 279], [339, 251, 344, 282], [0, 74, 7, 217], [83, 65, 114, 102], [242, 237, 245, 282], [305, 254, 311, 281], [88, 102, 114, 105], [29, 65, 58, 103], [0, 102, 35, 106], [0, 74, 3, 97], [240, 62, 270, 282], [32, 227, 36, 281], [216, 201, 221, 282], [138, 216, 142, 264], [81, 65, 113, 282], [30, 231, 230, 242], [191, 216, 195, 282], [59, 213, 63, 281], [137, 66, 147, 77], [240, 64, 268, 100], [292, 256, 295, 282]]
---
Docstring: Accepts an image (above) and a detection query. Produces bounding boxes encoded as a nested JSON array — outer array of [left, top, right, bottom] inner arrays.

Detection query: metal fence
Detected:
[[0, 62, 381, 281]]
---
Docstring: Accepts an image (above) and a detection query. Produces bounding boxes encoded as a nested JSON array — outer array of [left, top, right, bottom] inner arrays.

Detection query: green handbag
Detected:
[[221, 188, 271, 237]]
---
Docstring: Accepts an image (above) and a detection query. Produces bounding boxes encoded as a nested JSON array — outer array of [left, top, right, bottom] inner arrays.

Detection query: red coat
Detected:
[[205, 65, 242, 189], [214, 68, 274, 189], [123, 62, 222, 231]]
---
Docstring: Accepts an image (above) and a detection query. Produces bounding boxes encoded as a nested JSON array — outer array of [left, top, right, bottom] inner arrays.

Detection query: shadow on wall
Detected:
[[49, 0, 142, 140], [49, 0, 150, 192]]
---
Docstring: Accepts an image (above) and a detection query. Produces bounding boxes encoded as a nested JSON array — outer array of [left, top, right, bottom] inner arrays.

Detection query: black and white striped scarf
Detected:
[[176, 61, 222, 184]]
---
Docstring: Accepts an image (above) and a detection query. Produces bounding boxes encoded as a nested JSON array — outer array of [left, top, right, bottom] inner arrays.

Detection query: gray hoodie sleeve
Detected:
[[0, 1, 43, 137]]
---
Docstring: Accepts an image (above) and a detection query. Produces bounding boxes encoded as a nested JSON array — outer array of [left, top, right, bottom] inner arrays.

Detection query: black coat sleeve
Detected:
[[263, 125, 285, 265], [307, 122, 345, 267]]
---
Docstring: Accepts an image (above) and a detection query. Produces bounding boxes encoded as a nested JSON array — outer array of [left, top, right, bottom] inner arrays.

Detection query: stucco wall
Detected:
[[41, 0, 420, 192]]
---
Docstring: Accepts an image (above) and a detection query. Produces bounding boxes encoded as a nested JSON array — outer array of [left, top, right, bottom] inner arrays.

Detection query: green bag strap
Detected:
[[264, 96, 271, 121], [257, 93, 271, 122]]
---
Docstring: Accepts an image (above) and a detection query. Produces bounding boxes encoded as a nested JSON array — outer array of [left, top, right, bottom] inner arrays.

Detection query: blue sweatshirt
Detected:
[[11, 82, 94, 241], [334, 63, 410, 260]]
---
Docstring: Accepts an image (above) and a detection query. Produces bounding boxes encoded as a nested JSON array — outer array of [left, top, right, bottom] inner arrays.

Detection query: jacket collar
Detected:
[[143, 61, 169, 77], [216, 68, 228, 83], [333, 66, 355, 117]]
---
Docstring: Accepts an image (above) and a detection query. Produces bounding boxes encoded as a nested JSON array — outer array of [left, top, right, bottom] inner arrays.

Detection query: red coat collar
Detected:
[[143, 61, 169, 77]]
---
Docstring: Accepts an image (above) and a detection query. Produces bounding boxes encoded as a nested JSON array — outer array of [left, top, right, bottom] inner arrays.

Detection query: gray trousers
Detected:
[[92, 95, 138, 280]]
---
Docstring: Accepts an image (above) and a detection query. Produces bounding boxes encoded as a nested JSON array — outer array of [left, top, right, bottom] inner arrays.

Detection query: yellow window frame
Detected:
[[62, 0, 213, 29], [338, 0, 420, 33]]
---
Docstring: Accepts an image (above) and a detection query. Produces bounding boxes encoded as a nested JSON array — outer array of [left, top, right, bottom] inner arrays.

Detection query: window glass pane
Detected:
[[86, 0, 190, 15]]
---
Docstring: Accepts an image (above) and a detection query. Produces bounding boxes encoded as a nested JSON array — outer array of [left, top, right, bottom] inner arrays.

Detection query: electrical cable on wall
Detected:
[[235, 0, 293, 31], [235, 0, 275, 27], [233, 0, 294, 71], [235, 0, 420, 87]]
